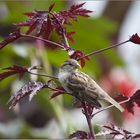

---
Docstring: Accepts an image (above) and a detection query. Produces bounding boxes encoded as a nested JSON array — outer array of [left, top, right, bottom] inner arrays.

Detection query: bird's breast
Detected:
[[58, 71, 72, 93], [58, 71, 69, 83]]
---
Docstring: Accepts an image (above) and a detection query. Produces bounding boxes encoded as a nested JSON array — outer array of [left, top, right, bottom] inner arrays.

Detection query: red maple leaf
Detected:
[[69, 50, 90, 67], [0, 65, 28, 81], [66, 31, 75, 43], [55, 2, 92, 25], [7, 81, 46, 109], [16, 10, 50, 37], [129, 33, 140, 45], [115, 90, 140, 114], [0, 65, 38, 81], [99, 124, 140, 139]]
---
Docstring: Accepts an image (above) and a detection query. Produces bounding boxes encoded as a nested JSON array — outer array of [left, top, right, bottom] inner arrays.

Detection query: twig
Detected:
[[82, 102, 95, 139], [47, 85, 73, 99], [78, 40, 129, 60], [28, 71, 58, 79], [21, 33, 64, 49], [62, 32, 71, 49], [50, 12, 71, 48], [93, 98, 130, 117], [47, 86, 65, 93]]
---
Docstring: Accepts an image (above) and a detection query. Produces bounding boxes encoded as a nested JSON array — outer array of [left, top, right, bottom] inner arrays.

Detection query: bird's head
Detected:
[[60, 59, 81, 72]]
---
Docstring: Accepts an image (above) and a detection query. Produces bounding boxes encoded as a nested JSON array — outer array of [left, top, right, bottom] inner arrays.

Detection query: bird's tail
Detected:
[[105, 95, 124, 112]]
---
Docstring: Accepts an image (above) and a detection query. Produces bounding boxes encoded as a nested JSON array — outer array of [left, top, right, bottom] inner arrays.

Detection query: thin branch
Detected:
[[47, 86, 66, 94], [28, 71, 58, 79], [62, 32, 71, 49], [82, 102, 95, 139], [21, 33, 64, 49], [93, 98, 130, 117], [78, 40, 129, 60], [50, 12, 71, 48], [47, 86, 73, 99]]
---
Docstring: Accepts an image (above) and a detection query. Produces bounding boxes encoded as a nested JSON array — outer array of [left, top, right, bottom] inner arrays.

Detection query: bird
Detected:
[[58, 59, 124, 112]]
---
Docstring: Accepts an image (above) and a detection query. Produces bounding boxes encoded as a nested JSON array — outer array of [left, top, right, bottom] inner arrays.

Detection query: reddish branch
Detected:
[[93, 98, 130, 117], [78, 40, 129, 60], [21, 33, 64, 49], [28, 71, 58, 79], [82, 102, 95, 139], [49, 12, 71, 49]]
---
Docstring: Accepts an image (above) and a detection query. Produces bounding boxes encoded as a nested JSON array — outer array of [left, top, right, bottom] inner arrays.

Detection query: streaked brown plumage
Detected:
[[58, 59, 124, 112]]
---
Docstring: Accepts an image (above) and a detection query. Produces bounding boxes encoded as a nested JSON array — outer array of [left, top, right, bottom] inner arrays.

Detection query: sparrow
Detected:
[[58, 59, 124, 112]]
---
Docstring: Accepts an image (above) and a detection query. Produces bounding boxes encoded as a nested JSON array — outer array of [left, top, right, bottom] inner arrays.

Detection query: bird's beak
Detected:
[[77, 63, 81, 69]]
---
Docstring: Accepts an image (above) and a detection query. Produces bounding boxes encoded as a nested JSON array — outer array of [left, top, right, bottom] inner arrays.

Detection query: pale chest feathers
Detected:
[[58, 71, 69, 83], [58, 70, 71, 91]]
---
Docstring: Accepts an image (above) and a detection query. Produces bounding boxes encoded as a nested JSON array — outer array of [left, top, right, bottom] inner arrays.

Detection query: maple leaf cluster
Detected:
[[7, 79, 66, 109], [116, 90, 140, 114], [0, 3, 92, 67], [0, 65, 38, 81], [69, 124, 140, 139], [96, 124, 140, 139], [7, 81, 46, 109], [69, 50, 90, 67], [15, 3, 92, 47], [0, 3, 140, 67]]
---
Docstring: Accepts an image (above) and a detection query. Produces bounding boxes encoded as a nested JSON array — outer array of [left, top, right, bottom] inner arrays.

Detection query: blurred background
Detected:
[[0, 0, 140, 138]]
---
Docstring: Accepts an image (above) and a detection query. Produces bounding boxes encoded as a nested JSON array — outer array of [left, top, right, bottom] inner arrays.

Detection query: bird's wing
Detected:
[[79, 72, 108, 98], [67, 72, 101, 108], [67, 72, 88, 91], [67, 72, 99, 97]]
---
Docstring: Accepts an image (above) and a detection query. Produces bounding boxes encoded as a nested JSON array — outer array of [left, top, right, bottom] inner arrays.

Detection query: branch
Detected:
[[63, 32, 71, 49], [21, 33, 64, 49], [50, 12, 71, 48], [47, 86, 65, 93], [93, 98, 130, 117], [82, 102, 95, 139], [28, 71, 58, 79], [78, 40, 129, 60]]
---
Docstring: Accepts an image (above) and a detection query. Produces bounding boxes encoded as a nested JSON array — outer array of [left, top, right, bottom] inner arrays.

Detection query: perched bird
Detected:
[[58, 59, 124, 112]]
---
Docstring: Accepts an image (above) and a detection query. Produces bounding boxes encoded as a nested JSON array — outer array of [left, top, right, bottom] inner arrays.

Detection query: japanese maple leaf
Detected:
[[0, 65, 38, 81], [115, 90, 140, 114], [7, 81, 46, 109], [129, 33, 140, 45]]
